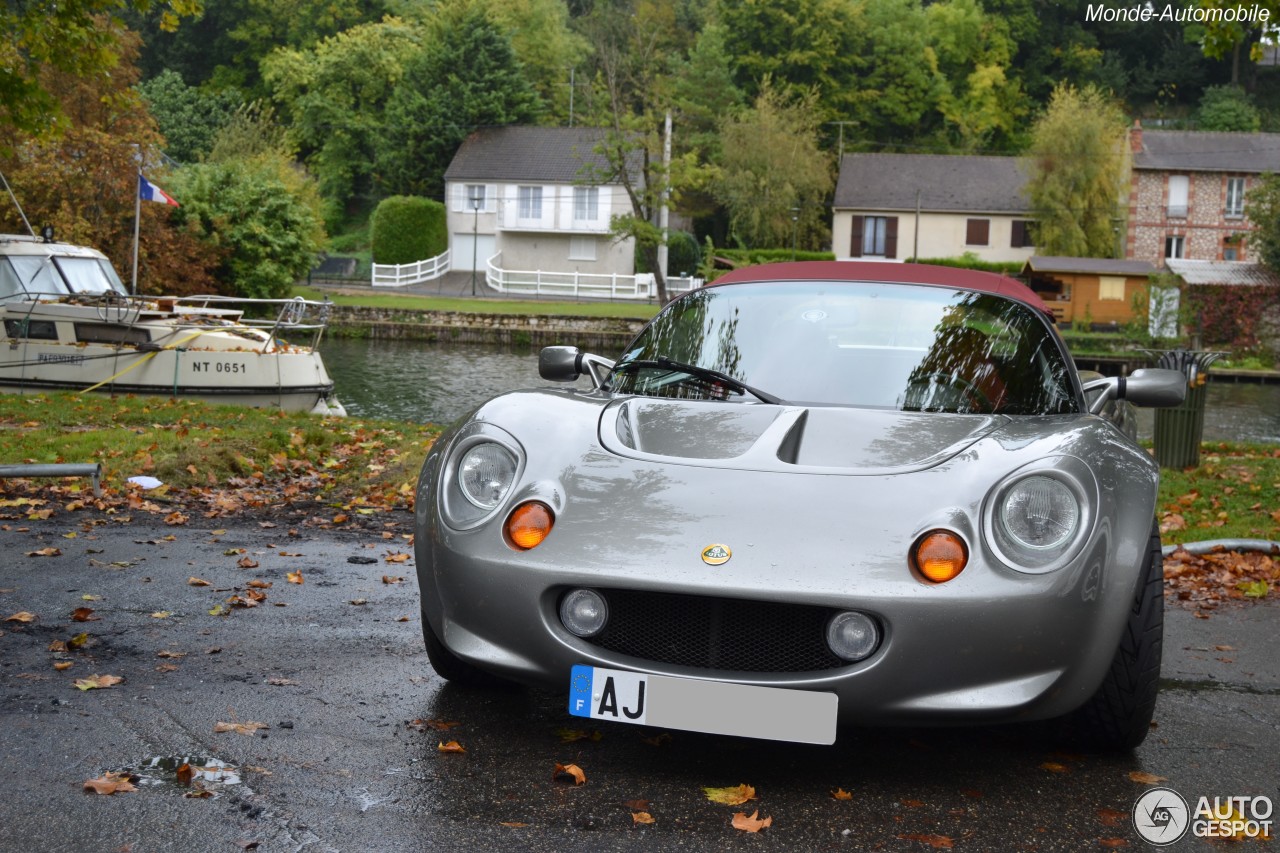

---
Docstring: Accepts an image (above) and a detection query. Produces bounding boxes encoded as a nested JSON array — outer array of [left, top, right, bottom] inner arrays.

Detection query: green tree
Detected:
[[1188, 0, 1279, 86], [1025, 84, 1129, 258], [375, 6, 542, 199], [1196, 84, 1262, 131], [1, 0, 200, 146], [168, 109, 326, 300], [1247, 174, 1280, 273], [713, 81, 831, 249], [262, 17, 421, 222], [370, 196, 447, 264], [136, 69, 243, 162]]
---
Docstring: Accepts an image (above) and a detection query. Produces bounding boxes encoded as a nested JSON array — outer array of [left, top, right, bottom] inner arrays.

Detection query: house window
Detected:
[[573, 186, 599, 222], [465, 185, 486, 211], [965, 218, 990, 246], [518, 186, 542, 220], [1098, 276, 1125, 301], [1225, 177, 1245, 218], [1165, 235, 1184, 259], [1010, 220, 1036, 248], [569, 237, 597, 260], [1167, 175, 1189, 218]]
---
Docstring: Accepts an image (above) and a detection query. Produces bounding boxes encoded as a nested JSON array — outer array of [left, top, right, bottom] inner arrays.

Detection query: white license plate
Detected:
[[568, 664, 837, 745]]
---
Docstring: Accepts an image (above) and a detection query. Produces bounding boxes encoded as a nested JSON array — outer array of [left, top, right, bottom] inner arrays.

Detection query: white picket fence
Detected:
[[371, 249, 451, 287], [485, 253, 701, 300]]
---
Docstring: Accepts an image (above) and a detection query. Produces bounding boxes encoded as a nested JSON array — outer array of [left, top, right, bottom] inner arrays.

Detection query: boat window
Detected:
[[54, 257, 126, 295], [8, 256, 70, 295], [4, 318, 59, 340], [0, 259, 22, 301]]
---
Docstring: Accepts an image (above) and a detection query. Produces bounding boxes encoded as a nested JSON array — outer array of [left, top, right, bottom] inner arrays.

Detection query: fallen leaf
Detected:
[[81, 594, 101, 601], [83, 772, 137, 795], [266, 678, 298, 686], [66, 632, 89, 650], [223, 548, 246, 556], [704, 783, 756, 806], [237, 557, 259, 569], [5, 611, 37, 623], [286, 571, 304, 585], [1040, 762, 1070, 773], [246, 580, 272, 589], [70, 607, 99, 622], [499, 822, 528, 828], [1128, 771, 1167, 784], [1214, 645, 1236, 651], [382, 575, 405, 585], [151, 610, 172, 619], [349, 598, 368, 606], [188, 577, 212, 587], [156, 650, 186, 659], [554, 762, 586, 785], [1098, 839, 1130, 848], [384, 552, 411, 563], [175, 763, 195, 785], [164, 511, 188, 525], [631, 811, 655, 825], [731, 810, 772, 833], [831, 788, 854, 801], [437, 741, 466, 754], [75, 674, 124, 690], [53, 661, 73, 671], [25, 547, 61, 557], [897, 834, 953, 849], [1097, 807, 1127, 827], [214, 721, 268, 735], [48, 640, 68, 652], [623, 799, 650, 810], [155, 663, 179, 673]]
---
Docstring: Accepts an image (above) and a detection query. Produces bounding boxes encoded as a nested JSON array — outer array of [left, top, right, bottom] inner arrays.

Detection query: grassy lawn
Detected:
[[1156, 443, 1280, 545], [293, 285, 660, 321]]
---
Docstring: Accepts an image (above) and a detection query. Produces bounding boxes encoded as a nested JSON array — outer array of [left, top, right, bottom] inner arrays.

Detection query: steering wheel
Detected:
[[908, 372, 994, 413]]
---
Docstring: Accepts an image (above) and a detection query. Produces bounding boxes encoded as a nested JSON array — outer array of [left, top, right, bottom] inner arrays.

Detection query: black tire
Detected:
[[421, 614, 511, 688], [1066, 522, 1163, 751]]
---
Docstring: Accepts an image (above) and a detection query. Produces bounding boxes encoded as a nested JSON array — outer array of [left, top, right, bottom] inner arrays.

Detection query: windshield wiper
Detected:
[[614, 357, 784, 404]]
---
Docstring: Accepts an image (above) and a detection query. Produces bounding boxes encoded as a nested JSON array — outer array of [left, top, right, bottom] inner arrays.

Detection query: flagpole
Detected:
[[131, 172, 140, 295]]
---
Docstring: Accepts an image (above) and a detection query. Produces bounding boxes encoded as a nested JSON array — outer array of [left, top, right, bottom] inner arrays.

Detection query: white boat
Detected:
[[0, 233, 345, 415]]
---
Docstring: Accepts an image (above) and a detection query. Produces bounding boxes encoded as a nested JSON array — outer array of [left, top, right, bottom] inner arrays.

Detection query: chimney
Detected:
[[1129, 119, 1144, 154]]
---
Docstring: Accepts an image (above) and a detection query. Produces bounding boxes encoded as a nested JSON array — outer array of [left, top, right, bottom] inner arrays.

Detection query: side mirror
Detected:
[[1082, 368, 1186, 414], [539, 346, 616, 389]]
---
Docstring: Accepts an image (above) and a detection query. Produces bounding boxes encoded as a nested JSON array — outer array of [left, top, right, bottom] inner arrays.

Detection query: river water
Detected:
[[319, 338, 1280, 443]]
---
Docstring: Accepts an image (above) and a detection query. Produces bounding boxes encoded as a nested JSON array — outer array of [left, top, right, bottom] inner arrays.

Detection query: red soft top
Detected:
[[709, 261, 1054, 319]]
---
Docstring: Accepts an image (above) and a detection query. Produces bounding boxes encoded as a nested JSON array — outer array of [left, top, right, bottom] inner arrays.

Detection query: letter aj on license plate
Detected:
[[568, 664, 837, 745]]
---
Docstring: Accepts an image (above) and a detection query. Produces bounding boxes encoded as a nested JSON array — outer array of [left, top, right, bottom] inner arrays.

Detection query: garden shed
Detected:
[[1020, 256, 1157, 327]]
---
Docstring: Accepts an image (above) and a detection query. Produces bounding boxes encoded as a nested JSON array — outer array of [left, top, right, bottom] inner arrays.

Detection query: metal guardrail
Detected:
[[371, 251, 452, 287], [0, 463, 102, 497]]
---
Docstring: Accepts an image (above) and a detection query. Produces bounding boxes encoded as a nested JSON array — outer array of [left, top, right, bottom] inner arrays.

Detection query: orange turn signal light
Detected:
[[912, 530, 968, 583], [505, 501, 554, 550]]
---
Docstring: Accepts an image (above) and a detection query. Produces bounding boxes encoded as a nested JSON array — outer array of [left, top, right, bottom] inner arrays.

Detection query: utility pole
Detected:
[[656, 110, 672, 295]]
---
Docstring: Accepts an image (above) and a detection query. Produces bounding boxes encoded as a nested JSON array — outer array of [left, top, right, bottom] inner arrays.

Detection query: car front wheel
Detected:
[[1065, 522, 1163, 751]]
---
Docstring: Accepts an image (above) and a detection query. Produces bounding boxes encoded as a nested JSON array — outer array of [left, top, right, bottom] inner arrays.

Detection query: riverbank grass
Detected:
[[0, 393, 437, 506]]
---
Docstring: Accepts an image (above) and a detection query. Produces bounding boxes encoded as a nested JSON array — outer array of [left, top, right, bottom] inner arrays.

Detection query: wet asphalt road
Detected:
[[1, 512, 1276, 852]]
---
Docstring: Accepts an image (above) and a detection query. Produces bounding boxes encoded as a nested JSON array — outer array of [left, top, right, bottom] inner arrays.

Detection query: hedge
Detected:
[[370, 196, 447, 265]]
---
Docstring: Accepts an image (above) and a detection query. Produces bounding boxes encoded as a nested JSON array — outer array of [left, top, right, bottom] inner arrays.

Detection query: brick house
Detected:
[[831, 154, 1037, 264], [1125, 124, 1280, 268]]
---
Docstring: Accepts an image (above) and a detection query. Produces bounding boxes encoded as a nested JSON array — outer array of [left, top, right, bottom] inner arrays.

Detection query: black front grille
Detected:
[[585, 588, 849, 673]]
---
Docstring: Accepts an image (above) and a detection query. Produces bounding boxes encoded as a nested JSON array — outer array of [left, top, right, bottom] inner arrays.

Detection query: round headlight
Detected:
[[458, 442, 517, 510], [560, 589, 608, 638], [1000, 475, 1079, 550], [826, 611, 880, 662]]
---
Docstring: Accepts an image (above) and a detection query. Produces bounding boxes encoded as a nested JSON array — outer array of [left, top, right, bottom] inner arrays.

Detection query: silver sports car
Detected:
[[413, 262, 1186, 750]]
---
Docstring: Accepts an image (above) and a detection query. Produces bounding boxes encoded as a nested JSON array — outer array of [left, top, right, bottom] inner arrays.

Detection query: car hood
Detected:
[[599, 398, 1007, 475]]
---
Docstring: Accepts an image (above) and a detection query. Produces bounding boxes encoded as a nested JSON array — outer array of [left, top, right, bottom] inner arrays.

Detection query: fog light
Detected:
[[912, 530, 968, 583], [826, 611, 879, 662], [560, 589, 608, 638], [505, 501, 554, 550]]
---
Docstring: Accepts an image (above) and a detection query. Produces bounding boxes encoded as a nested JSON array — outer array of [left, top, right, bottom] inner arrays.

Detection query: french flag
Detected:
[[138, 173, 179, 206]]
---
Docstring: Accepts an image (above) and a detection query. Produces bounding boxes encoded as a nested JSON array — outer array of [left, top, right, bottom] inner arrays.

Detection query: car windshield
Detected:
[[609, 281, 1079, 415]]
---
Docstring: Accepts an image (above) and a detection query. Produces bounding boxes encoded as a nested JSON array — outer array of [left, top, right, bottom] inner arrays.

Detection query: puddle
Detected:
[[128, 756, 242, 791]]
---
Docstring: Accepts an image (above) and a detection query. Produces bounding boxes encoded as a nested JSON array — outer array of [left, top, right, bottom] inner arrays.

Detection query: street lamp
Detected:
[[469, 187, 484, 297], [790, 207, 800, 261]]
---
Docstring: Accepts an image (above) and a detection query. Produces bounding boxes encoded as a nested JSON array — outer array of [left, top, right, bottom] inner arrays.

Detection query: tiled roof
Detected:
[[1165, 259, 1280, 286], [443, 126, 636, 184], [1023, 256, 1158, 276], [1132, 130, 1280, 173], [833, 153, 1030, 213]]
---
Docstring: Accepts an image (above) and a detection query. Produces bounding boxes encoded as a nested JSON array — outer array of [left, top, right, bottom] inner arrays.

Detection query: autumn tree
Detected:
[[713, 82, 831, 249], [1025, 84, 1129, 258], [1247, 174, 1280, 274], [0, 25, 220, 295], [1, 0, 200, 146]]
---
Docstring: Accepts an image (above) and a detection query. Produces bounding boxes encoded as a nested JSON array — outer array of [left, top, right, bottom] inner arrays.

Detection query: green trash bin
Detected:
[[1151, 350, 1223, 469]]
